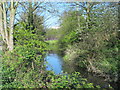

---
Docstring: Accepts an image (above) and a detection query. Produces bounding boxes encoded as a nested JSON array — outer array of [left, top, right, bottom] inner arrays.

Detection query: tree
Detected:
[[58, 2, 119, 82], [0, 1, 19, 51]]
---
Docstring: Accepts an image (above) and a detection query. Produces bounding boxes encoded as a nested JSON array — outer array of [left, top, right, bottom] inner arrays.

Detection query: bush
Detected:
[[2, 45, 46, 88], [2, 22, 48, 88], [41, 72, 96, 88]]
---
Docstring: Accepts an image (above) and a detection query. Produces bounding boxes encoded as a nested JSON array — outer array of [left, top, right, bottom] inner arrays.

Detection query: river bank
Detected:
[[45, 53, 118, 89]]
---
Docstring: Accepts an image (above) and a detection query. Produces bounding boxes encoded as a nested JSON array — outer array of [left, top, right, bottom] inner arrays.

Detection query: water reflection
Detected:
[[45, 53, 63, 74], [45, 53, 113, 88]]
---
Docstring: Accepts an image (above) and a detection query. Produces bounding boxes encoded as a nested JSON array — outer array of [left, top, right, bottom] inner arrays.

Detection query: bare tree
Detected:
[[0, 0, 19, 51]]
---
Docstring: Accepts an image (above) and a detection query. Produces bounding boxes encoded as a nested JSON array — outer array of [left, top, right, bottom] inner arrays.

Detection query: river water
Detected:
[[45, 53, 63, 74], [45, 53, 116, 88]]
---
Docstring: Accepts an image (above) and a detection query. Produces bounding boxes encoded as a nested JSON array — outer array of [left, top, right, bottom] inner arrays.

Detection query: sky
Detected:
[[43, 2, 72, 28], [15, 2, 77, 29]]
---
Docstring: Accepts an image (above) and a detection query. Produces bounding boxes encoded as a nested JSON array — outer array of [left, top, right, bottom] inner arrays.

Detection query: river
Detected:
[[45, 53, 63, 74], [45, 53, 117, 89]]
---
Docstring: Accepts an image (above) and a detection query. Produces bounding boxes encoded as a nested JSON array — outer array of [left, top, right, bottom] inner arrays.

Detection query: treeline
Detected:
[[1, 2, 103, 89], [57, 2, 119, 84], [45, 28, 60, 40]]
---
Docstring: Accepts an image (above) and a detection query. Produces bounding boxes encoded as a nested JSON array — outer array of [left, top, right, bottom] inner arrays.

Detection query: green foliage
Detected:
[[2, 50, 97, 88], [14, 22, 47, 53], [58, 11, 84, 55], [2, 21, 48, 88], [49, 72, 93, 88], [45, 28, 60, 40], [45, 40, 58, 52], [42, 72, 96, 88], [2, 37, 47, 88], [2, 47, 43, 88], [2, 2, 118, 89], [2, 21, 97, 89], [58, 3, 118, 85]]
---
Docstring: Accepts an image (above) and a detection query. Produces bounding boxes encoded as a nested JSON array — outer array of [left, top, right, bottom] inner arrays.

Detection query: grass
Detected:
[[46, 40, 58, 44], [45, 40, 58, 51]]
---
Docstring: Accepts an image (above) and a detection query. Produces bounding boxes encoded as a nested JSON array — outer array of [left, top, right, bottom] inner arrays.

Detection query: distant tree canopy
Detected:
[[45, 28, 60, 40]]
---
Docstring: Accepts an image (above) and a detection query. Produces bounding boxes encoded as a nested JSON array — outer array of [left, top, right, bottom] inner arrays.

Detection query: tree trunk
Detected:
[[0, 3, 4, 52], [86, 2, 91, 30], [0, 1, 18, 51], [3, 3, 9, 46], [9, 1, 15, 51], [0, 3, 4, 43]]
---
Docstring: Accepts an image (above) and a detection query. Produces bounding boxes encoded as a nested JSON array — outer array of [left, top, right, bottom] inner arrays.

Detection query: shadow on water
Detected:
[[45, 53, 118, 89]]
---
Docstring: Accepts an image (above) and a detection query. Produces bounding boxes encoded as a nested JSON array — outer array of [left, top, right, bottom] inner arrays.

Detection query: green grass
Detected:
[[46, 40, 58, 44], [45, 40, 58, 51]]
